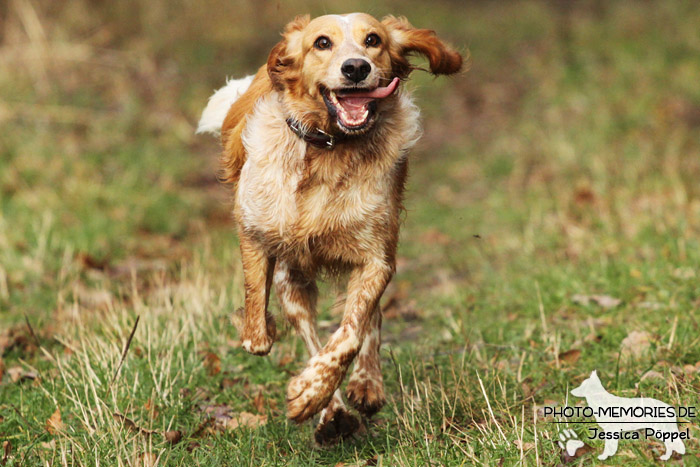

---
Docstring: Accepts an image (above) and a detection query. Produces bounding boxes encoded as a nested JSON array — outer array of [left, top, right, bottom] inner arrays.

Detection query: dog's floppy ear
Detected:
[[381, 15, 463, 78], [267, 14, 310, 90]]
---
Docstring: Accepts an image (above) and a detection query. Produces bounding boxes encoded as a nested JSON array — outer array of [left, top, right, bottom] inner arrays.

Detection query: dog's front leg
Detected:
[[238, 229, 276, 356], [286, 259, 393, 423]]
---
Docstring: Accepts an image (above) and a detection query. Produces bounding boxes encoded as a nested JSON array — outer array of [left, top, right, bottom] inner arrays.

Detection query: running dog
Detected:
[[198, 13, 462, 443]]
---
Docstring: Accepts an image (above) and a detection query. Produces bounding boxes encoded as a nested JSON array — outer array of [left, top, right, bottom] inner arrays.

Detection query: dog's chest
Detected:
[[237, 97, 395, 246]]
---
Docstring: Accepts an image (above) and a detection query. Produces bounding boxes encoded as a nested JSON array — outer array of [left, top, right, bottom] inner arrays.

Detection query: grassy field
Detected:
[[2, 0, 700, 465]]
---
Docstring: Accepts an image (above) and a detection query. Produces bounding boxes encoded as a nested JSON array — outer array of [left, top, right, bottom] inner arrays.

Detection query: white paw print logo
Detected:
[[558, 429, 584, 457]]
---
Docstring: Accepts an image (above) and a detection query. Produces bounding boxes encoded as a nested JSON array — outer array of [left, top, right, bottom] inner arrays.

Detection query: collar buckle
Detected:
[[286, 118, 338, 150]]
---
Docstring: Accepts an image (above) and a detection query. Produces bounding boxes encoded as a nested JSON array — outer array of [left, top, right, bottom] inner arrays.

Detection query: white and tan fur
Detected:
[[198, 12, 462, 443]]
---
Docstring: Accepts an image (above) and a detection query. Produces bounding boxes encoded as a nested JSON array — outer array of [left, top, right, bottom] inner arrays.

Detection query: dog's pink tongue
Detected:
[[341, 77, 400, 99]]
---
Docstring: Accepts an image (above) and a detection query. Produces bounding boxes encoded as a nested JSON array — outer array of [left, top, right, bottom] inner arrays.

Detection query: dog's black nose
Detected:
[[341, 59, 371, 83]]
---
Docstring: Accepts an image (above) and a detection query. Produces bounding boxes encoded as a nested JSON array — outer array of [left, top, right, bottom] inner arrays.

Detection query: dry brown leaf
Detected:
[[572, 294, 621, 309], [2, 440, 11, 465], [7, 366, 37, 383], [253, 390, 265, 414], [513, 439, 535, 451], [46, 409, 64, 434], [164, 430, 182, 445], [0, 326, 35, 356], [204, 352, 221, 376], [641, 370, 664, 382], [226, 412, 267, 430], [558, 349, 582, 364], [278, 355, 294, 367], [113, 412, 156, 436], [202, 405, 267, 431], [620, 331, 652, 357], [39, 440, 56, 450], [76, 252, 109, 270]]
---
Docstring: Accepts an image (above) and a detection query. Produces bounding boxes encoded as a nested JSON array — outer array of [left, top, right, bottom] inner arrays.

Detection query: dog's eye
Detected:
[[314, 36, 332, 50], [365, 33, 381, 48]]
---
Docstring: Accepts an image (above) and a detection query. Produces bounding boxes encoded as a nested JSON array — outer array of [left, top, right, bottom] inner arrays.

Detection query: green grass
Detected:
[[2, 0, 700, 465]]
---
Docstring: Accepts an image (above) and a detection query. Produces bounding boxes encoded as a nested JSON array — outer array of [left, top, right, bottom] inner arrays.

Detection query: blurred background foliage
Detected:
[[2, 0, 700, 464], [2, 0, 700, 330]]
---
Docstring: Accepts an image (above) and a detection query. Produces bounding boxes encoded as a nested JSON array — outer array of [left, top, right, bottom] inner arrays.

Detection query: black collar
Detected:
[[286, 118, 340, 150]]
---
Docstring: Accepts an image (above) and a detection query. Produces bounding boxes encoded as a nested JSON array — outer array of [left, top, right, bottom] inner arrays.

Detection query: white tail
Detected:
[[196, 75, 255, 136]]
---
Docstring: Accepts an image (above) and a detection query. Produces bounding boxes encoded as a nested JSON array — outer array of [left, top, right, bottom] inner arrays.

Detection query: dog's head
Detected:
[[267, 13, 462, 136], [571, 370, 604, 398]]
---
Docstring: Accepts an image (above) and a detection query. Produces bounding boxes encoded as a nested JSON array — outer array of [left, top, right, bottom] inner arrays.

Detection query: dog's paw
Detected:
[[314, 407, 360, 445], [241, 336, 273, 356], [286, 363, 341, 423], [345, 377, 385, 417], [239, 311, 276, 356]]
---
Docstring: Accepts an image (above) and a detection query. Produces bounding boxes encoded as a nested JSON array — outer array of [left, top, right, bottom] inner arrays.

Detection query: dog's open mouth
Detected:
[[322, 77, 400, 132]]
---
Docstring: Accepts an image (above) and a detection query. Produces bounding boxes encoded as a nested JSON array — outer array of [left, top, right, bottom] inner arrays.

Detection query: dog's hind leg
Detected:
[[273, 261, 359, 443], [238, 229, 276, 356], [346, 305, 385, 417]]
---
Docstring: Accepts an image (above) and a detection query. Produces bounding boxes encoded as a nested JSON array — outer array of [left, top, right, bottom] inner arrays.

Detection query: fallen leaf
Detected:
[[226, 412, 267, 430], [164, 430, 182, 445], [7, 366, 37, 383], [204, 352, 221, 376], [513, 439, 535, 450], [39, 440, 56, 450], [641, 370, 664, 382], [278, 355, 294, 366], [558, 349, 582, 364], [572, 294, 621, 309], [220, 376, 244, 389], [620, 331, 652, 358], [202, 405, 267, 431], [113, 412, 156, 436], [574, 186, 596, 205], [2, 441, 11, 465], [0, 326, 34, 355], [46, 409, 64, 434], [253, 390, 265, 414], [76, 252, 109, 270]]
